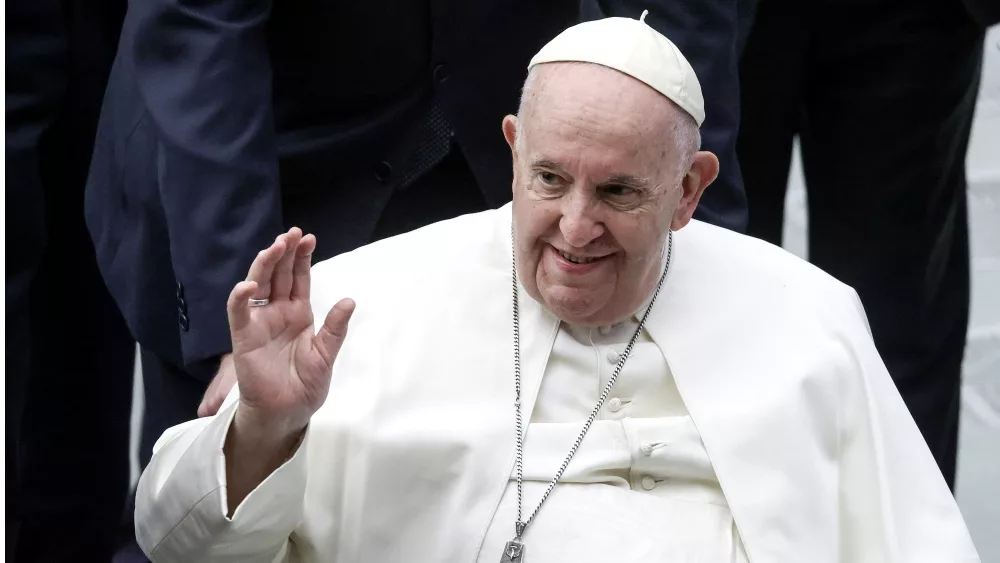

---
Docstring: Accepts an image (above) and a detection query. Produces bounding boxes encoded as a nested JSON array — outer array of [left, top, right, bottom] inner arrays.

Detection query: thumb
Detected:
[[197, 378, 227, 417], [198, 354, 237, 417], [197, 386, 220, 417], [314, 298, 356, 367]]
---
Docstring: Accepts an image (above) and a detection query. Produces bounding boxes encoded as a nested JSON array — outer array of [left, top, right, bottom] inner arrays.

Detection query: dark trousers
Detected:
[[9, 203, 135, 563], [116, 144, 487, 562], [737, 0, 984, 488]]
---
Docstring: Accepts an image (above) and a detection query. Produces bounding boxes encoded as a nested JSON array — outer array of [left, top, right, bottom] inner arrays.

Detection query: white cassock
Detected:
[[135, 203, 979, 563]]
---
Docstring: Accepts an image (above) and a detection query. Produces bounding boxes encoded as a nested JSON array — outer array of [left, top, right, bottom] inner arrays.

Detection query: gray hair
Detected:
[[514, 66, 701, 178]]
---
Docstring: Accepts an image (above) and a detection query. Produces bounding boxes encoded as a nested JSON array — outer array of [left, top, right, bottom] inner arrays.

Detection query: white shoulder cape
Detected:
[[135, 204, 979, 563]]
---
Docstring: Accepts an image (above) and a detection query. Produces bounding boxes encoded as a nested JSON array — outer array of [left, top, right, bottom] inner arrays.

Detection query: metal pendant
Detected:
[[499, 539, 524, 563]]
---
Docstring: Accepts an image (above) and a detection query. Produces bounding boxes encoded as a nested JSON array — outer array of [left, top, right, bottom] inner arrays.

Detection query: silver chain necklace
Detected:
[[501, 231, 673, 563]]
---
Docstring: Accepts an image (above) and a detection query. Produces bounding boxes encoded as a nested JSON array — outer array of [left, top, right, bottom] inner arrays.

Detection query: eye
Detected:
[[538, 171, 562, 185], [602, 184, 636, 197]]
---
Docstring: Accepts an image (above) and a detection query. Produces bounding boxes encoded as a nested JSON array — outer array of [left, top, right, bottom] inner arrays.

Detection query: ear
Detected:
[[671, 151, 719, 231], [502, 114, 518, 153], [502, 115, 520, 197]]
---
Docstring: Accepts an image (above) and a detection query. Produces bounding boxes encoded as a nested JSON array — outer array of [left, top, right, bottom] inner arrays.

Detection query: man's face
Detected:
[[504, 63, 715, 326]]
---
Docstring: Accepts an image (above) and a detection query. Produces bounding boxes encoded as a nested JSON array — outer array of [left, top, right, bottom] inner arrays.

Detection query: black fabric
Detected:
[[6, 0, 134, 559], [13, 235, 135, 563], [737, 0, 985, 489], [374, 143, 487, 240], [397, 103, 456, 189], [960, 0, 1000, 27]]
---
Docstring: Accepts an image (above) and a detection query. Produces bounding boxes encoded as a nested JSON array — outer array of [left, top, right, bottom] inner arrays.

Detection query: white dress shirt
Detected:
[[478, 318, 750, 562]]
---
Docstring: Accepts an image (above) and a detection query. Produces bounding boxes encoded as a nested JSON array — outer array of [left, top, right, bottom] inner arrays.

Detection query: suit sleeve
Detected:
[[578, 0, 749, 233], [837, 289, 979, 562], [132, 0, 285, 365], [135, 398, 308, 562]]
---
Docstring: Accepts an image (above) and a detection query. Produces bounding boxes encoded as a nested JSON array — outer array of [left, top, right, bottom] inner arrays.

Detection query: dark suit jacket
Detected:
[[85, 0, 748, 369]]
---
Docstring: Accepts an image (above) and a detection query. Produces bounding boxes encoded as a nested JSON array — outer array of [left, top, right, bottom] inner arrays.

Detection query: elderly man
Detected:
[[134, 15, 978, 563]]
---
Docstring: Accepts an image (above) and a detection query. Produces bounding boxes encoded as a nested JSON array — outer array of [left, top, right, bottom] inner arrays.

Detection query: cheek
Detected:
[[515, 199, 561, 237], [606, 220, 665, 263]]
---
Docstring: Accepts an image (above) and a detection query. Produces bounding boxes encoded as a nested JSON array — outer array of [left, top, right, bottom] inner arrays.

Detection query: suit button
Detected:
[[179, 313, 190, 332], [433, 64, 450, 83], [374, 161, 392, 182]]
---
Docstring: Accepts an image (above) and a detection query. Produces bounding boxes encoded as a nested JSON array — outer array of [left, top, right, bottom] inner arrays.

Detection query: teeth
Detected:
[[559, 250, 600, 264]]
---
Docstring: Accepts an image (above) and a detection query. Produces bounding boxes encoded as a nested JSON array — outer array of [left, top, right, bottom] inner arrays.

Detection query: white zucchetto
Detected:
[[528, 11, 706, 126]]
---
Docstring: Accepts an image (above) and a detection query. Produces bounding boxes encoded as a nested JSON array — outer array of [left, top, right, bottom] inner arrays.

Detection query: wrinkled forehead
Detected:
[[521, 63, 682, 170]]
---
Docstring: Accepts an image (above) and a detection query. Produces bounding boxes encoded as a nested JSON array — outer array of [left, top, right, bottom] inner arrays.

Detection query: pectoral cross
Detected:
[[499, 539, 524, 563]]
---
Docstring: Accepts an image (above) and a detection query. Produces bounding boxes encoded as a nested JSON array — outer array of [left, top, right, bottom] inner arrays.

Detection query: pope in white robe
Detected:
[[134, 13, 981, 563]]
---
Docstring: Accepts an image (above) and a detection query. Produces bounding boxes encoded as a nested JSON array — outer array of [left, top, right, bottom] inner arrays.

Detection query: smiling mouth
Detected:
[[557, 249, 605, 264]]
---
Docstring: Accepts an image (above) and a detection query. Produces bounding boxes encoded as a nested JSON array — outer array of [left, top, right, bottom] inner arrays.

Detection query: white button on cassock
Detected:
[[641, 476, 657, 490], [607, 397, 623, 412], [607, 350, 620, 364]]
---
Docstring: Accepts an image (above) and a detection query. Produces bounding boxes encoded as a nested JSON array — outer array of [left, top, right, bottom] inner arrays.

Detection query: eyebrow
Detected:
[[530, 157, 651, 188], [602, 174, 651, 188], [530, 158, 564, 171]]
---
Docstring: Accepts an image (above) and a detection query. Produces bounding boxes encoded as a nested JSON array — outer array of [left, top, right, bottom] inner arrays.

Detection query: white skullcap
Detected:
[[528, 11, 706, 126]]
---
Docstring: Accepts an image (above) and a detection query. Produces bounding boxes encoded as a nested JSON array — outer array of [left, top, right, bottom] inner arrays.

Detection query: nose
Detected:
[[559, 194, 605, 248]]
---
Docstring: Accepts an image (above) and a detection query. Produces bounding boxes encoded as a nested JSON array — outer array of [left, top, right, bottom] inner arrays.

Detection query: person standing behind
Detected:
[[6, 0, 136, 561], [737, 0, 996, 489]]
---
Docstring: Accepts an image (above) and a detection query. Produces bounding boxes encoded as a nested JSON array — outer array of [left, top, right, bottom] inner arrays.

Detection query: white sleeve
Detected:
[[134, 399, 309, 563], [838, 289, 980, 563]]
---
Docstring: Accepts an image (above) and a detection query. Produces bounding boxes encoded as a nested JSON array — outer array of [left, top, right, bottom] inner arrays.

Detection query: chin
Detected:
[[539, 286, 607, 325]]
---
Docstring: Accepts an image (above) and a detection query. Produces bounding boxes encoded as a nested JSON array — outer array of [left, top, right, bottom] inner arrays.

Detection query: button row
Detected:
[[607, 349, 620, 364]]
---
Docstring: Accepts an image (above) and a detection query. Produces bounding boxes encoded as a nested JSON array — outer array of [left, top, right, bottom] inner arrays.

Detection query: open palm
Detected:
[[226, 228, 355, 431]]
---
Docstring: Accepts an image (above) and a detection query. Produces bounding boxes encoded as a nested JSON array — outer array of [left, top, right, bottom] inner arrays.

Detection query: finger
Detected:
[[246, 236, 287, 300], [314, 298, 356, 367], [197, 381, 217, 417], [227, 280, 258, 337], [197, 367, 224, 417], [290, 234, 317, 301], [271, 227, 302, 301], [198, 381, 229, 417]]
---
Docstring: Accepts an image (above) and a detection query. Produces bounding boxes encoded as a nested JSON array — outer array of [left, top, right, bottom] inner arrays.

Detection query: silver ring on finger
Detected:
[[248, 298, 271, 307]]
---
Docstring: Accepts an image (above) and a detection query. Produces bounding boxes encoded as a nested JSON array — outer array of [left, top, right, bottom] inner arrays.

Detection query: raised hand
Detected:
[[226, 227, 355, 438]]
